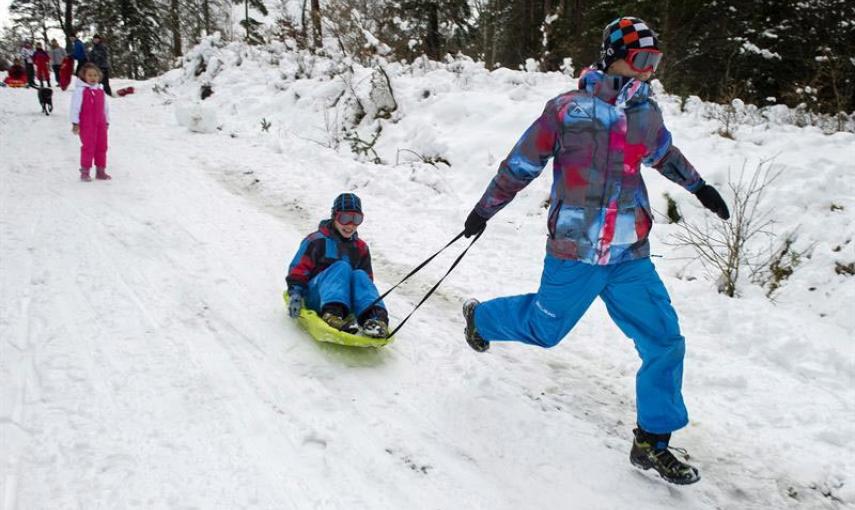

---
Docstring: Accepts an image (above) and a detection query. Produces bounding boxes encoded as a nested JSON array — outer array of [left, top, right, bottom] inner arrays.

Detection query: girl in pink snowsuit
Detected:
[[70, 63, 111, 181]]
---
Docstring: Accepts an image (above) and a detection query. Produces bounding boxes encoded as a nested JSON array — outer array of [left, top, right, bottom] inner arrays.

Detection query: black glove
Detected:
[[464, 210, 488, 238], [694, 184, 730, 220]]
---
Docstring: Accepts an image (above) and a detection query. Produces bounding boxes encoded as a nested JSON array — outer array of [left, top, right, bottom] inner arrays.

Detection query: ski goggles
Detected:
[[335, 211, 364, 226], [626, 48, 663, 73]]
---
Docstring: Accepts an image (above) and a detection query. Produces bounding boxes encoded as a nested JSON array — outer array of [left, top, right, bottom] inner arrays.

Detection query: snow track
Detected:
[[1, 83, 852, 509]]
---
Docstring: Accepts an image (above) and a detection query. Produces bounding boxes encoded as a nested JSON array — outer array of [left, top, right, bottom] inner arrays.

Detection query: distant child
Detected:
[[3, 58, 27, 87], [20, 41, 36, 88], [32, 42, 51, 87], [69, 63, 111, 181], [286, 193, 389, 338]]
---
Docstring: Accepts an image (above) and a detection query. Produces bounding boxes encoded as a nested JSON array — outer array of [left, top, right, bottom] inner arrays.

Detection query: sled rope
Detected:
[[369, 229, 483, 339]]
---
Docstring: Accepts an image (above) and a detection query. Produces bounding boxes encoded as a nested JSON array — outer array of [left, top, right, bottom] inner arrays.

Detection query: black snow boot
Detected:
[[462, 299, 489, 352], [630, 428, 700, 485]]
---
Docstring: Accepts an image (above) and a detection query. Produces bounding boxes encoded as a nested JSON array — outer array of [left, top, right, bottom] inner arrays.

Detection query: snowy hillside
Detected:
[[1, 38, 853, 509]]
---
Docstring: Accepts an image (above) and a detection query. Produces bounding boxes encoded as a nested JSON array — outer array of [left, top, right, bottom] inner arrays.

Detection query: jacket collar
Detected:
[[578, 68, 651, 109], [75, 80, 103, 90]]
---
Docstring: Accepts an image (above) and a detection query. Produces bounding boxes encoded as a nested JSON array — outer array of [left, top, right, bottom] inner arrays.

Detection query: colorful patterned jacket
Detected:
[[286, 220, 373, 295], [474, 69, 705, 265]]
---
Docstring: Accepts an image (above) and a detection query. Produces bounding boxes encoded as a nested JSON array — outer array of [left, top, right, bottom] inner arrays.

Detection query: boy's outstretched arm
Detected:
[[644, 104, 730, 220], [464, 101, 559, 237]]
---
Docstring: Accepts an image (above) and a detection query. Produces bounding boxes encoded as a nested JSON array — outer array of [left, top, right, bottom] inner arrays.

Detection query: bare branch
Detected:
[[664, 158, 787, 297]]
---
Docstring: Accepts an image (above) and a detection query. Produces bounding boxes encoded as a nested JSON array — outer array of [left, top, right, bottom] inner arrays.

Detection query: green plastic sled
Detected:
[[283, 292, 394, 348]]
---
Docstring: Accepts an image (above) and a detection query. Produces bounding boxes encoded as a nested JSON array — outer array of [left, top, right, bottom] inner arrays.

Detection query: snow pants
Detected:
[[79, 122, 108, 170], [36, 64, 50, 84], [474, 255, 688, 434], [100, 68, 112, 97], [25, 63, 35, 87], [305, 260, 386, 319]]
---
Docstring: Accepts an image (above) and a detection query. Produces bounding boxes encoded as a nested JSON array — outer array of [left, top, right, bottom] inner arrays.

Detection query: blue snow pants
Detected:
[[305, 260, 385, 319], [474, 255, 688, 434]]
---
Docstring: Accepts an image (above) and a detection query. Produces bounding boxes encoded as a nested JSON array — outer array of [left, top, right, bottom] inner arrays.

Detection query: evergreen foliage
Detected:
[[75, 0, 165, 78], [233, 0, 268, 45], [2, 0, 852, 114]]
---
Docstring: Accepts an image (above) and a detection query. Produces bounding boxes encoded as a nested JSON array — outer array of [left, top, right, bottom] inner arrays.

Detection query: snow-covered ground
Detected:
[[1, 42, 853, 509]]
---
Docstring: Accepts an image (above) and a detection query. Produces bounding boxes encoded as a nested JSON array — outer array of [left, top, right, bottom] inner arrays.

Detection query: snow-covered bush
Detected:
[[702, 98, 854, 136], [164, 38, 853, 162], [175, 103, 219, 133]]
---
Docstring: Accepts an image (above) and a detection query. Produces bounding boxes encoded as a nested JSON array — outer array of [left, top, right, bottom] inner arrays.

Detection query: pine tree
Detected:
[[169, 0, 183, 57], [397, 0, 473, 60], [77, 0, 166, 79], [180, 0, 229, 46], [233, 0, 268, 44]]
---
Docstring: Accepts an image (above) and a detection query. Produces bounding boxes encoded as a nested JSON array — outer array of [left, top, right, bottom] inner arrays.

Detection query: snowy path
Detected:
[[0, 85, 851, 509]]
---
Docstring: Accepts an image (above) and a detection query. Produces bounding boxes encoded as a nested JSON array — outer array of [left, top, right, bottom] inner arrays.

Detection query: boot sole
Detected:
[[630, 456, 701, 485]]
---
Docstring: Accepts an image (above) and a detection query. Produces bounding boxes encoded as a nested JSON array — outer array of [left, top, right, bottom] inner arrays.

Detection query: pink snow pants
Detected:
[[78, 88, 108, 169]]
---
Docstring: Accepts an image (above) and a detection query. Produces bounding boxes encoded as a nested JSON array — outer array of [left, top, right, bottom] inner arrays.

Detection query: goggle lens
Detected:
[[336, 211, 364, 226], [628, 49, 662, 73]]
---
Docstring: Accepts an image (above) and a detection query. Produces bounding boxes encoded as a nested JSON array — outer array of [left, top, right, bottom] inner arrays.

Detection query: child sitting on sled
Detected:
[[3, 58, 27, 87], [286, 193, 389, 338]]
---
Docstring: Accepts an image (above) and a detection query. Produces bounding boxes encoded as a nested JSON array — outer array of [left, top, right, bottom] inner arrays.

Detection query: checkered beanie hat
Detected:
[[331, 193, 362, 215], [599, 17, 659, 71]]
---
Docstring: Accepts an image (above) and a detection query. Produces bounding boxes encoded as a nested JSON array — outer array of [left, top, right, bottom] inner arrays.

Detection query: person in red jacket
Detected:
[[32, 42, 51, 87], [4, 58, 27, 87]]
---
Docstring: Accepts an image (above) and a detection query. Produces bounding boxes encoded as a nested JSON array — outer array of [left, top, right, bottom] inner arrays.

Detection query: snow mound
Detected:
[[175, 102, 218, 133]]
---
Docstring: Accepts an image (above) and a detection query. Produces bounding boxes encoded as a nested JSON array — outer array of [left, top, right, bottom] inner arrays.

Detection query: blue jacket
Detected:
[[72, 39, 87, 61], [474, 69, 704, 265]]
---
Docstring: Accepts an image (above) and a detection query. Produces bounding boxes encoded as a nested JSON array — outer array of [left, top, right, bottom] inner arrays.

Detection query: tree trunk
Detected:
[[483, 3, 493, 67], [425, 1, 440, 60], [203, 0, 211, 36], [245, 0, 250, 42], [300, 0, 308, 46], [38, 0, 50, 45], [571, 0, 583, 35], [170, 0, 182, 57], [64, 0, 73, 43], [310, 0, 321, 48]]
